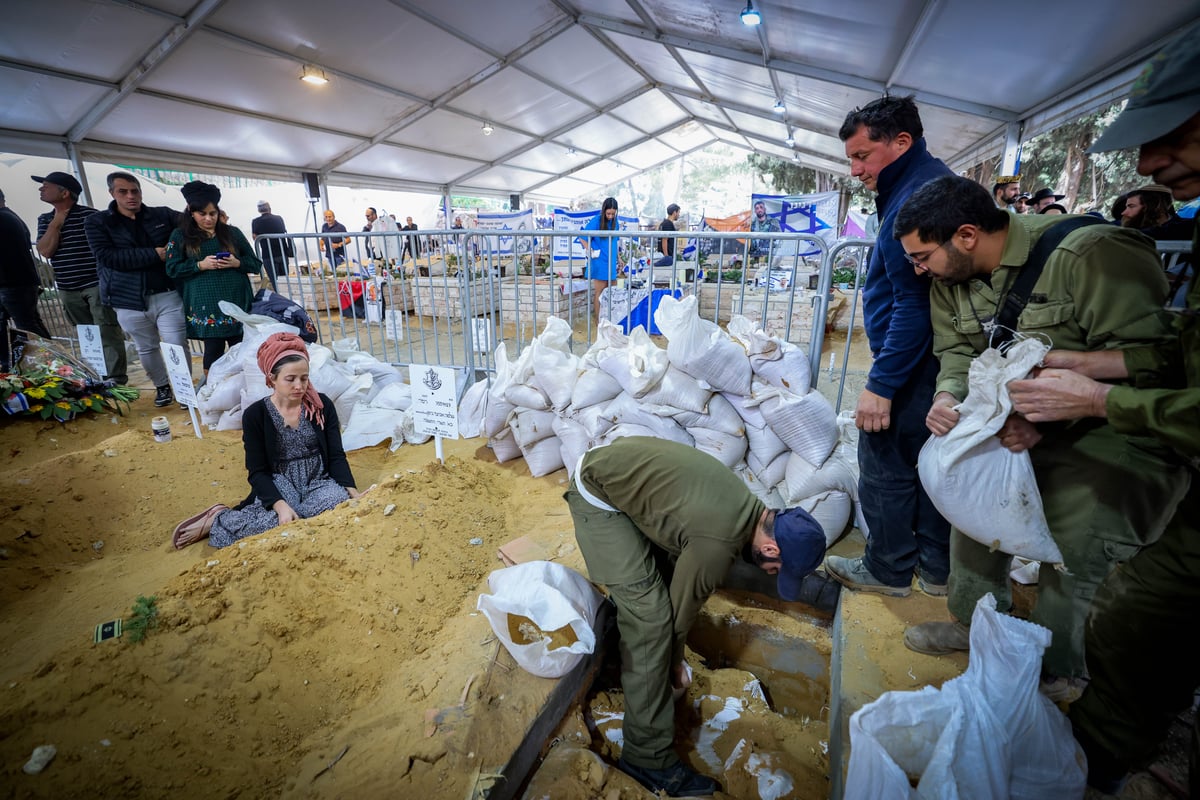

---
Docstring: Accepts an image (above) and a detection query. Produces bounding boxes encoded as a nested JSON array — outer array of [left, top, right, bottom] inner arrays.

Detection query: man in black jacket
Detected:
[[84, 171, 188, 407], [0, 188, 52, 371]]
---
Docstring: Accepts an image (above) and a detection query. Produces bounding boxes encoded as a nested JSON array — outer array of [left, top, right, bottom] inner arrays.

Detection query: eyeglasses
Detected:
[[904, 240, 949, 270]]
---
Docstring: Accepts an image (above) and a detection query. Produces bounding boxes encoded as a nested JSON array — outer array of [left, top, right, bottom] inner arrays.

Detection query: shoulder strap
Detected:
[[992, 216, 1106, 346]]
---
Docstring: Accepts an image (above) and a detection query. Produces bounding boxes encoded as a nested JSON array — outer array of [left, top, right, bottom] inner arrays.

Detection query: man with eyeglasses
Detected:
[[823, 95, 954, 600], [893, 175, 1189, 704]]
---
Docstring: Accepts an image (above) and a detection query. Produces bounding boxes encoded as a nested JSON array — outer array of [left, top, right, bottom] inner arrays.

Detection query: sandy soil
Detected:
[[0, 394, 836, 800], [2, 312, 1189, 799]]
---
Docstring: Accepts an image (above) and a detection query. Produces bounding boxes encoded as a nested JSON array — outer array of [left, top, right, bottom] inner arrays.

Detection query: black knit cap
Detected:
[[181, 180, 221, 208]]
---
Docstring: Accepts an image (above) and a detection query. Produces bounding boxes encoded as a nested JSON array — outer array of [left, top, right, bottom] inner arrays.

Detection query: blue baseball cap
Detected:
[[773, 507, 827, 602]]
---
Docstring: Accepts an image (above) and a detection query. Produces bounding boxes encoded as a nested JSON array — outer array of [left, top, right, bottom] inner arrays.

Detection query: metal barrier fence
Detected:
[[255, 228, 844, 388], [12, 231, 1193, 414]]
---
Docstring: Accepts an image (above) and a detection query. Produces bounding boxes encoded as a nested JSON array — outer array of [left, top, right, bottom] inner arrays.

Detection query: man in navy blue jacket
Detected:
[[824, 96, 953, 597]]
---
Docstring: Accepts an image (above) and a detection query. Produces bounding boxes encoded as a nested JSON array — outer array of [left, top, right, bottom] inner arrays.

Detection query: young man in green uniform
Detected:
[[567, 436, 826, 797], [1007, 27, 1200, 793], [892, 176, 1190, 701]]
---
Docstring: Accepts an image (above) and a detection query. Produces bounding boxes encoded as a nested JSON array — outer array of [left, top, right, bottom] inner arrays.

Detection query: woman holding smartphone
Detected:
[[166, 181, 262, 380]]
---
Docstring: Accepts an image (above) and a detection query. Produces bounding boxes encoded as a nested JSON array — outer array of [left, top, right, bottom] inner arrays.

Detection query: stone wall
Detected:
[[498, 276, 590, 323]]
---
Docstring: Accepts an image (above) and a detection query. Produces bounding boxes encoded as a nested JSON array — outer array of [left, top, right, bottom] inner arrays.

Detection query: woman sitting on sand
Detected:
[[172, 332, 361, 548]]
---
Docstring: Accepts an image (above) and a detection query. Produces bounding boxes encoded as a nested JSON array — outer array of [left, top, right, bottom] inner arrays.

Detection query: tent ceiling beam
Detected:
[[68, 0, 225, 142]]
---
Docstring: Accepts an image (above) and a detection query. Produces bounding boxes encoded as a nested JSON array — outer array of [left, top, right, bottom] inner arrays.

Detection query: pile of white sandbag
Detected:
[[195, 301, 423, 452], [464, 296, 862, 545]]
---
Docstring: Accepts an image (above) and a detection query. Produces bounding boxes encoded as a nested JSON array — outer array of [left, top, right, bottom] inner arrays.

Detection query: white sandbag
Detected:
[[400, 408, 432, 446], [798, 490, 853, 547], [721, 386, 767, 429], [216, 404, 243, 431], [344, 352, 405, 389], [604, 393, 693, 446], [736, 464, 785, 510], [371, 382, 412, 411], [457, 379, 489, 439], [750, 337, 812, 395], [520, 434, 566, 478], [489, 430, 523, 463], [510, 407, 558, 449], [341, 404, 404, 451], [199, 373, 243, 416], [746, 449, 788, 492], [917, 338, 1061, 563], [636, 364, 713, 414], [206, 341, 246, 390], [599, 423, 668, 446], [781, 450, 858, 506], [653, 294, 752, 395], [598, 327, 669, 397], [580, 320, 629, 369], [745, 419, 789, 468], [571, 368, 622, 408], [689, 426, 748, 468], [483, 396, 515, 438], [328, 336, 361, 362], [333, 372, 374, 425], [752, 386, 839, 468], [567, 401, 615, 439], [845, 594, 1085, 800], [529, 339, 579, 411], [488, 342, 516, 401], [504, 381, 551, 411], [536, 315, 574, 354], [553, 417, 591, 478], [669, 392, 745, 436], [309, 346, 353, 401], [476, 561, 604, 678]]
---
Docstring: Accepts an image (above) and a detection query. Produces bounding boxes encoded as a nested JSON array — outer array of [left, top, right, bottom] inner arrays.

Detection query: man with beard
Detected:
[[894, 175, 1189, 703], [748, 199, 780, 257], [992, 175, 1021, 212], [1006, 27, 1200, 793]]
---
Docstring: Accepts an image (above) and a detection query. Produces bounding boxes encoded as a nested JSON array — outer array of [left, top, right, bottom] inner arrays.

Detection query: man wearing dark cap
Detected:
[[84, 171, 186, 408], [0, 188, 52, 372], [992, 175, 1021, 212], [1006, 24, 1200, 794], [654, 203, 681, 267], [34, 170, 127, 383], [567, 436, 826, 797], [251, 201, 292, 281], [1027, 187, 1066, 213]]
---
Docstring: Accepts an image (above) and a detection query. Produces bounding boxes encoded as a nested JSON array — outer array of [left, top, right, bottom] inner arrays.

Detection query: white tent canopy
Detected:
[[2, 0, 1196, 205]]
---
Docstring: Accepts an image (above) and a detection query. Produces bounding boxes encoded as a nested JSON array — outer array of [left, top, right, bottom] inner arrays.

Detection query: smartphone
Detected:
[[214, 251, 231, 259]]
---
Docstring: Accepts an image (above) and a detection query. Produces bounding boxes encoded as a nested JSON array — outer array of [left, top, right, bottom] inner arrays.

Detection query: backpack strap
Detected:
[[991, 216, 1106, 347]]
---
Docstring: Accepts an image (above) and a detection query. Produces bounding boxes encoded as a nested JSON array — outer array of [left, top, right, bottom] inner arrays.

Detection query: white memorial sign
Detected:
[[76, 325, 107, 377], [160, 341, 204, 439], [411, 364, 459, 440]]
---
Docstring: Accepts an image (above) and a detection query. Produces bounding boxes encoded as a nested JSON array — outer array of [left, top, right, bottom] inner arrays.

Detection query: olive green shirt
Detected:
[[931, 215, 1174, 402], [1106, 219, 1200, 462], [579, 437, 765, 658]]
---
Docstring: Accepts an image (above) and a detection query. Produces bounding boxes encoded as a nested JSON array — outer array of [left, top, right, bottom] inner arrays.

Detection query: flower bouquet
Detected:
[[0, 337, 139, 421]]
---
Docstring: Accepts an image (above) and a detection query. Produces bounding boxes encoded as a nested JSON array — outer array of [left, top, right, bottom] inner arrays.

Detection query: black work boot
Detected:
[[617, 756, 719, 797], [154, 384, 174, 408]]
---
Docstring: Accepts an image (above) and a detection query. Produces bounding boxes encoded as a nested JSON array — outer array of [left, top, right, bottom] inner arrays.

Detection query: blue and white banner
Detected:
[[750, 191, 840, 257], [475, 208, 535, 255], [552, 208, 639, 260]]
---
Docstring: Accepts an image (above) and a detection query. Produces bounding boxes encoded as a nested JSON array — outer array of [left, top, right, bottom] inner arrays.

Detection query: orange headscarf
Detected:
[[256, 332, 324, 428]]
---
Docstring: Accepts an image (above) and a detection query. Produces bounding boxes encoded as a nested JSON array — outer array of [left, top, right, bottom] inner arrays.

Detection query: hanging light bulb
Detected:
[[773, 99, 786, 114], [784, 134, 795, 147], [740, 1, 762, 26], [481, 122, 494, 136]]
